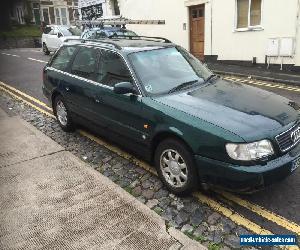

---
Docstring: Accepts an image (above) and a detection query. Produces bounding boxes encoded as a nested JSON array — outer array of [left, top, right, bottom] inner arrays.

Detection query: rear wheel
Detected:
[[53, 95, 74, 132], [43, 43, 50, 55], [154, 138, 198, 195]]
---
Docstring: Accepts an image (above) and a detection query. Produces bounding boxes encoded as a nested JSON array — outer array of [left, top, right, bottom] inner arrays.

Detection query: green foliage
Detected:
[[0, 25, 41, 38]]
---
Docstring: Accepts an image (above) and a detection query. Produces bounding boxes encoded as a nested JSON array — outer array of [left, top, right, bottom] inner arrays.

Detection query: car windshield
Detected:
[[59, 26, 82, 36], [107, 30, 137, 37], [128, 47, 213, 95]]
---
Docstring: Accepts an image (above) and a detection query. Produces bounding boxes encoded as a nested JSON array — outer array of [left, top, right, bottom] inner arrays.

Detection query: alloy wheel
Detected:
[[160, 149, 188, 188], [56, 100, 68, 126]]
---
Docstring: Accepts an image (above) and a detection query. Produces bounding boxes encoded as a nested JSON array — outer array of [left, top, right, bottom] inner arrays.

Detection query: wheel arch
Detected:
[[150, 130, 194, 163], [51, 90, 62, 111]]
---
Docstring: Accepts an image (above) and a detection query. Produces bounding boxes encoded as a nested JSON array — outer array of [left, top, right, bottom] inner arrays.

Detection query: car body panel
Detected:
[[42, 40, 300, 192]]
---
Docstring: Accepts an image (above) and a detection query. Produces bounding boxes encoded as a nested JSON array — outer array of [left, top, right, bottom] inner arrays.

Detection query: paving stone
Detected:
[[162, 207, 177, 221], [224, 235, 240, 249], [132, 186, 142, 196], [220, 246, 231, 250], [190, 208, 204, 226], [207, 212, 221, 225], [142, 180, 153, 189], [174, 210, 189, 226], [235, 225, 250, 235], [193, 224, 207, 238], [158, 197, 171, 209], [181, 224, 194, 234], [154, 189, 169, 199], [146, 199, 159, 209], [142, 189, 155, 199]]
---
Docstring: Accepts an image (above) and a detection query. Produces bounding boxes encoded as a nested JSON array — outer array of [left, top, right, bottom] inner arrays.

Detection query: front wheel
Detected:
[[154, 138, 199, 195], [53, 95, 74, 132]]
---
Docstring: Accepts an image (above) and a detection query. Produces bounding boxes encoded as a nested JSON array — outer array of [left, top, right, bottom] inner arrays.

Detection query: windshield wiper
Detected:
[[168, 80, 199, 94], [203, 74, 218, 84]]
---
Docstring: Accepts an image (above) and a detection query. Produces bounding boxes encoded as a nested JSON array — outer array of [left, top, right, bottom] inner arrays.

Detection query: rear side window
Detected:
[[50, 46, 76, 71], [96, 50, 132, 87], [71, 47, 98, 80]]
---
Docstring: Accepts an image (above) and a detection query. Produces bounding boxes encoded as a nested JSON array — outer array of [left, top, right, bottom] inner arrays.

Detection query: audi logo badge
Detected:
[[291, 127, 300, 143]]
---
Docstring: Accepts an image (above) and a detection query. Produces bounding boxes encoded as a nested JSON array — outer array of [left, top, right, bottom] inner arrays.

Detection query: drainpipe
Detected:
[[294, 0, 300, 57]]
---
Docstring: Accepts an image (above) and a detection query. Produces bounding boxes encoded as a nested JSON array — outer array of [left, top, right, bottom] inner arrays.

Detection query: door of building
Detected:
[[189, 5, 205, 60]]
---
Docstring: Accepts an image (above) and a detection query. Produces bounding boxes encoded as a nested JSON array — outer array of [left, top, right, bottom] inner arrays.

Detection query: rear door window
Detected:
[[50, 46, 77, 71], [71, 47, 98, 80], [96, 50, 133, 87]]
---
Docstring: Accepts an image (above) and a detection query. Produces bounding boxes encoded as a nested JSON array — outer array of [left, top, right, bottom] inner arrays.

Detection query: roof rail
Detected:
[[108, 35, 172, 43], [63, 38, 122, 50]]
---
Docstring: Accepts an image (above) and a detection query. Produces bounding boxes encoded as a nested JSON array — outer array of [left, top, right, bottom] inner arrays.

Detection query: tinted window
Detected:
[[51, 46, 76, 71], [44, 27, 52, 34], [59, 26, 82, 36], [71, 47, 98, 80], [129, 47, 212, 95], [95, 31, 107, 39], [96, 50, 132, 87]]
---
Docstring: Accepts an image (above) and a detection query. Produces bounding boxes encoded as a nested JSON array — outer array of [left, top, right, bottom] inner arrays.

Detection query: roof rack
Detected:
[[75, 17, 166, 26], [108, 35, 172, 43], [63, 38, 122, 50]]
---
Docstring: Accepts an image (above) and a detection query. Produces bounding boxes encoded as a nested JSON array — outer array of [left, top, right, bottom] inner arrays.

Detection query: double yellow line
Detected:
[[223, 76, 300, 92], [0, 80, 299, 249]]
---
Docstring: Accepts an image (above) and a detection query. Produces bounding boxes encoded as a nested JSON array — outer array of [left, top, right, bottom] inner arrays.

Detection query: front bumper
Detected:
[[195, 144, 300, 192]]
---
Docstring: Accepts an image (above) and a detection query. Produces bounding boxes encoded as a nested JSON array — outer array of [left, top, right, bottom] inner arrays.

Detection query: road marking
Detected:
[[0, 86, 54, 118], [217, 191, 300, 236], [224, 76, 300, 92], [27, 57, 47, 64], [0, 83, 272, 237], [1, 52, 20, 57], [0, 81, 52, 111]]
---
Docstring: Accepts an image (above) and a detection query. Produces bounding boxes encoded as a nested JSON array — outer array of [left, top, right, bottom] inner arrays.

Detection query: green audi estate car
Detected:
[[42, 36, 300, 194]]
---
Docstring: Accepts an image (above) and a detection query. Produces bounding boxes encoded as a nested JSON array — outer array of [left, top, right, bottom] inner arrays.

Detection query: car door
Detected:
[[64, 46, 106, 125], [46, 27, 59, 50], [93, 49, 146, 145]]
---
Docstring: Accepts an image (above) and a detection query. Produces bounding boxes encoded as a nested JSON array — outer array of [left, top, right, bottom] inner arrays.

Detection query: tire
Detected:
[[154, 138, 199, 195], [53, 95, 74, 132], [43, 43, 50, 55]]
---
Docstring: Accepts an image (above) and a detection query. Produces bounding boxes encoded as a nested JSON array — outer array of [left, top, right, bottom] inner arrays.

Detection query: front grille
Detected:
[[276, 123, 300, 152]]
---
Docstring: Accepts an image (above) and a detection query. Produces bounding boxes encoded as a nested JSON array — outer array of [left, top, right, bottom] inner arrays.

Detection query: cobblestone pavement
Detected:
[[0, 91, 278, 250]]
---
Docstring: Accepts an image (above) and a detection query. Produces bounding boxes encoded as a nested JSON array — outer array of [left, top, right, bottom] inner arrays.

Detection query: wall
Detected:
[[117, 0, 189, 50], [211, 0, 299, 66], [116, 0, 300, 66]]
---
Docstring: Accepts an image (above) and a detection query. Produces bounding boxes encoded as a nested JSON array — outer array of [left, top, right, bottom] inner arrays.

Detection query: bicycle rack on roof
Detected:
[[75, 16, 166, 27], [108, 35, 171, 43]]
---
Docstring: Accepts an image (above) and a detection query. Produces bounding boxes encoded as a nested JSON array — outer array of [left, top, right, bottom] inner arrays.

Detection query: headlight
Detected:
[[226, 139, 274, 161]]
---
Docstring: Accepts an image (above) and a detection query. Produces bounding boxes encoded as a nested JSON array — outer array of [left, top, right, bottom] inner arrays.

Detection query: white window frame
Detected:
[[41, 7, 50, 24], [234, 0, 264, 32], [55, 7, 69, 25]]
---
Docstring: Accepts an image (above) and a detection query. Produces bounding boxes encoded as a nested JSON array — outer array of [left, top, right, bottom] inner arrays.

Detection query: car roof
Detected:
[[64, 37, 174, 54]]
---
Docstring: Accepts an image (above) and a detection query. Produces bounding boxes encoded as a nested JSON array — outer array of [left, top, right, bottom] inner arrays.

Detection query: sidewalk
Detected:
[[208, 62, 300, 86], [0, 108, 206, 250]]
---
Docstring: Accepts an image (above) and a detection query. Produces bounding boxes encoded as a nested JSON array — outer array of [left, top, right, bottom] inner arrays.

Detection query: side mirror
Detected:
[[113, 82, 137, 95], [57, 33, 63, 38]]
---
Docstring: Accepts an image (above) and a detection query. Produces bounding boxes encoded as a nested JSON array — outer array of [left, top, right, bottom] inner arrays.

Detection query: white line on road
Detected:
[[1, 53, 20, 57], [27, 57, 47, 64]]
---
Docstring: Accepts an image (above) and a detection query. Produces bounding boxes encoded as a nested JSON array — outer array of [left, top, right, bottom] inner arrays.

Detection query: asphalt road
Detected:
[[0, 48, 299, 237]]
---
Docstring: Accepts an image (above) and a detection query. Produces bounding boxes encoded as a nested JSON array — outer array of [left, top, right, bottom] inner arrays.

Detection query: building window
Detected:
[[55, 8, 69, 25], [236, 0, 262, 29]]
